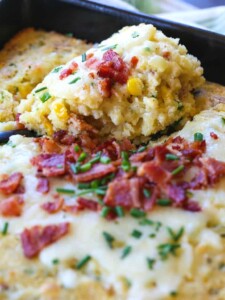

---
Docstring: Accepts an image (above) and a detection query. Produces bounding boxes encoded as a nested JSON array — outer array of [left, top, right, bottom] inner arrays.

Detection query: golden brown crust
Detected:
[[0, 28, 91, 100]]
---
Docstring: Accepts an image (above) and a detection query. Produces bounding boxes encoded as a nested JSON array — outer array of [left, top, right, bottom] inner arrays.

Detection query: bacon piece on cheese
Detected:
[[0, 172, 23, 195], [21, 222, 70, 258], [0, 195, 24, 217]]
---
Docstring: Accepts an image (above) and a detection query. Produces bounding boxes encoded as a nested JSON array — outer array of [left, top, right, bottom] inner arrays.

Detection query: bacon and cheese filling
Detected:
[[1, 105, 225, 299], [18, 24, 204, 141]]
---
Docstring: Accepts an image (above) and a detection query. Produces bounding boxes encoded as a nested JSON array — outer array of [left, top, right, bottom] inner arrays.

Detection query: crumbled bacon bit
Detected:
[[0, 172, 23, 195], [36, 178, 50, 194], [98, 78, 112, 98], [41, 196, 64, 214], [130, 56, 139, 68], [59, 61, 78, 80], [66, 197, 99, 212], [0, 195, 24, 217], [53, 130, 77, 146], [21, 223, 70, 258], [72, 163, 116, 183], [35, 138, 61, 154], [210, 132, 218, 140], [31, 154, 65, 177]]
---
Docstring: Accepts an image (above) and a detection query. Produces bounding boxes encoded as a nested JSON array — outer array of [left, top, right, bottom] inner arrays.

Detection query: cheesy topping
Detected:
[[1, 105, 225, 299]]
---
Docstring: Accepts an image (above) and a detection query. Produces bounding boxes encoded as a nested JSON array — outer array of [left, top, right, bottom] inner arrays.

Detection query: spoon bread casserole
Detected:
[[0, 24, 225, 300]]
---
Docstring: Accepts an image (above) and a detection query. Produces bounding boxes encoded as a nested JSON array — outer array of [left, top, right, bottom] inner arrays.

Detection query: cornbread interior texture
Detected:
[[0, 28, 91, 123], [1, 106, 225, 299], [18, 24, 204, 141]]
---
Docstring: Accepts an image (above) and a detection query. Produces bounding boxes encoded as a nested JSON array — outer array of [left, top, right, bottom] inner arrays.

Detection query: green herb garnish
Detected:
[[147, 258, 156, 270], [2, 222, 8, 235], [121, 246, 132, 259], [56, 188, 75, 194], [35, 86, 47, 93], [52, 259, 60, 265], [156, 198, 172, 206], [100, 156, 111, 164], [143, 188, 151, 198], [137, 145, 147, 153], [81, 53, 87, 62], [69, 77, 81, 84], [101, 206, 111, 218], [76, 255, 91, 269], [78, 152, 87, 162], [52, 66, 63, 73], [171, 165, 184, 176], [194, 132, 203, 142], [132, 31, 139, 38], [157, 243, 180, 260], [130, 208, 146, 218], [74, 145, 80, 152], [115, 206, 125, 217], [102, 44, 118, 51], [222, 117, 225, 125], [131, 229, 142, 239], [165, 153, 179, 161], [167, 227, 184, 242], [102, 231, 115, 248], [40, 92, 51, 103], [79, 162, 92, 172]]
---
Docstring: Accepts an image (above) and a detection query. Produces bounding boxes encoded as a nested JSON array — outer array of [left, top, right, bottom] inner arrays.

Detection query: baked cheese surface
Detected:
[[1, 105, 225, 299]]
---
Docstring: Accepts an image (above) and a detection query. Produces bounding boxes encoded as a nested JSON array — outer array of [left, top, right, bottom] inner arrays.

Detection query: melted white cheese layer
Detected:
[[1, 106, 225, 299]]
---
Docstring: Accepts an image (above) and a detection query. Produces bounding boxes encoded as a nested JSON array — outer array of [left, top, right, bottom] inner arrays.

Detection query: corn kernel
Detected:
[[52, 102, 69, 121], [43, 119, 53, 135], [127, 78, 143, 96]]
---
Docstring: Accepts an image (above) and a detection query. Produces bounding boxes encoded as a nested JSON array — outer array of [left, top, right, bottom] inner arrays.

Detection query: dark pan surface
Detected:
[[0, 0, 225, 85]]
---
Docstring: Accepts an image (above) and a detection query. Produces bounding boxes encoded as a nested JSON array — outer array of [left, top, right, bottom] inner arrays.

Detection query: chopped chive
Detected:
[[35, 86, 47, 93], [97, 198, 104, 206], [102, 44, 118, 51], [121, 151, 129, 161], [90, 180, 100, 189], [100, 156, 111, 164], [102, 231, 115, 248], [167, 227, 184, 242], [121, 161, 131, 172], [157, 243, 180, 260], [2, 222, 8, 235], [89, 152, 101, 164], [143, 188, 151, 198], [149, 233, 156, 238], [56, 188, 75, 194], [66, 32, 73, 37], [130, 208, 146, 218], [101, 206, 111, 218], [222, 117, 225, 125], [170, 291, 178, 297], [124, 277, 132, 288], [74, 145, 80, 152], [40, 92, 51, 103], [115, 206, 124, 217], [156, 198, 172, 206], [131, 229, 142, 239], [69, 77, 81, 84], [78, 152, 87, 162], [81, 53, 87, 62], [144, 47, 151, 52], [137, 146, 147, 153], [77, 182, 91, 189], [139, 218, 155, 226], [76, 255, 91, 269], [155, 221, 162, 232], [121, 245, 132, 259], [80, 162, 92, 172], [194, 132, 203, 141], [147, 258, 156, 270], [95, 188, 106, 196], [171, 165, 184, 176], [52, 66, 63, 73], [165, 153, 179, 161], [131, 31, 139, 38], [70, 163, 80, 174], [52, 258, 60, 265]]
